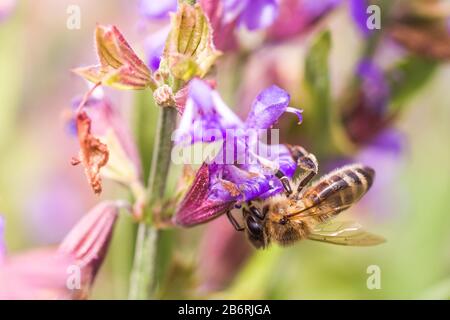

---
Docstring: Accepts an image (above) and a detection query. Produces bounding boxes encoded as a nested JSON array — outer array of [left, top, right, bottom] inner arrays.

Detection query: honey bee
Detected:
[[226, 146, 385, 249]]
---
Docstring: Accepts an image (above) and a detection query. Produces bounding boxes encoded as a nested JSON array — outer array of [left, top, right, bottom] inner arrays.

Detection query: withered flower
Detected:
[[72, 111, 109, 195]]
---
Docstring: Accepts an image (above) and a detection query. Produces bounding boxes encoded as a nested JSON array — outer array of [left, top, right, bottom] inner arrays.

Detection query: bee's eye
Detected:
[[246, 216, 263, 238]]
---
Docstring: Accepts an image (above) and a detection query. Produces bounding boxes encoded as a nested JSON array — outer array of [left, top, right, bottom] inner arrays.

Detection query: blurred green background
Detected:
[[0, 0, 449, 299]]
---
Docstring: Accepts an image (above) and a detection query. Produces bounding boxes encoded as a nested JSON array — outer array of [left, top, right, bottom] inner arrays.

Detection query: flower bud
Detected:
[[161, 3, 221, 81], [153, 84, 176, 107], [73, 25, 155, 90], [59, 201, 119, 291], [0, 202, 119, 299]]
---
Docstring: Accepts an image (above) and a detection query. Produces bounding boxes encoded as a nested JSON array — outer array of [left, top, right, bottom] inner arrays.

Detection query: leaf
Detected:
[[72, 111, 109, 194], [73, 25, 153, 90], [303, 31, 346, 156], [304, 31, 331, 113], [162, 3, 221, 81], [388, 55, 438, 111]]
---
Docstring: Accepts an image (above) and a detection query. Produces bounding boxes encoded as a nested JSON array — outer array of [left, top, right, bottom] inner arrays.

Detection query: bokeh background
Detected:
[[0, 0, 449, 299]]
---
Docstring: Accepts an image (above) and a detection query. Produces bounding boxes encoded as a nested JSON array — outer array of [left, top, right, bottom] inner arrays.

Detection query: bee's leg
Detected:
[[275, 170, 293, 196], [226, 211, 245, 231], [248, 202, 266, 220], [287, 145, 319, 195]]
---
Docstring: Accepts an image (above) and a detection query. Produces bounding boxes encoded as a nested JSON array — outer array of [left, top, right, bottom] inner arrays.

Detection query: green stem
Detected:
[[129, 106, 177, 300]]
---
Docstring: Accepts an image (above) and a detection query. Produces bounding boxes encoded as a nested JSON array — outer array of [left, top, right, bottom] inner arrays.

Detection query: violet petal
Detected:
[[218, 165, 271, 201], [265, 143, 297, 177], [245, 85, 291, 129], [175, 79, 243, 145]]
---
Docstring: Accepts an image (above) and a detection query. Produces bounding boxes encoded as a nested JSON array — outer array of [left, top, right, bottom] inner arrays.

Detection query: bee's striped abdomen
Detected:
[[298, 164, 375, 220]]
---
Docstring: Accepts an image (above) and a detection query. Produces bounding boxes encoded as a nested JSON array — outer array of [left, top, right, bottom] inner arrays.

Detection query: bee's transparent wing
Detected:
[[308, 221, 385, 246]]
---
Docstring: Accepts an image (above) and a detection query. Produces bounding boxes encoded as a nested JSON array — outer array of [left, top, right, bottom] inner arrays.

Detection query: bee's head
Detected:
[[244, 211, 266, 249]]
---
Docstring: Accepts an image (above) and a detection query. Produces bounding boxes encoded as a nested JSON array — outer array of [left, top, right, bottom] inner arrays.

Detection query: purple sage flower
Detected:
[[173, 79, 302, 226], [139, 0, 177, 20]]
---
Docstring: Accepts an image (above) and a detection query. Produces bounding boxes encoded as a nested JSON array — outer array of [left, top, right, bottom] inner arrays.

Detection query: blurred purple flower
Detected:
[[357, 59, 390, 115], [345, 59, 391, 145], [174, 79, 302, 226], [200, 0, 239, 51], [140, 0, 279, 55], [356, 130, 406, 218], [25, 175, 86, 245], [138, 0, 175, 71], [365, 129, 403, 155], [267, 0, 341, 41], [139, 0, 177, 20], [222, 0, 280, 31], [144, 25, 171, 71], [325, 130, 405, 220], [350, 0, 373, 37], [0, 0, 15, 22]]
